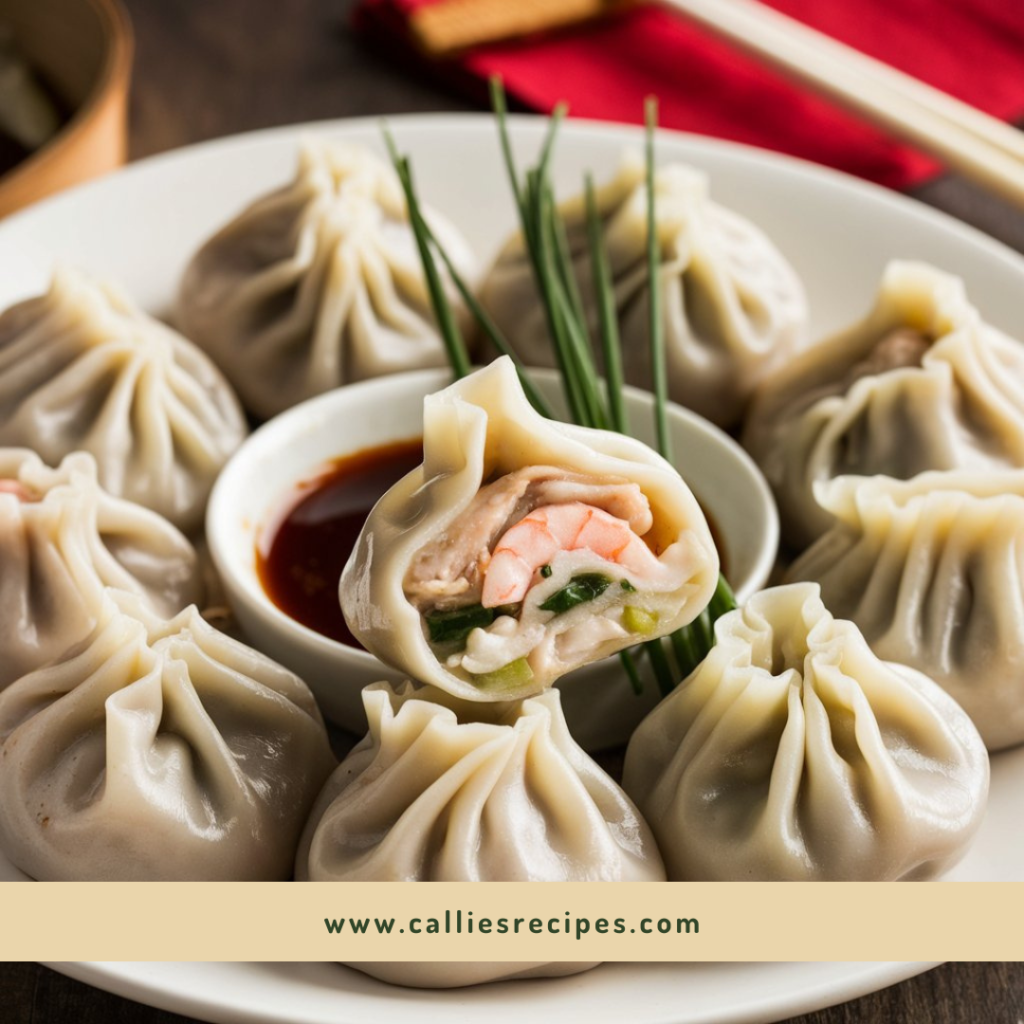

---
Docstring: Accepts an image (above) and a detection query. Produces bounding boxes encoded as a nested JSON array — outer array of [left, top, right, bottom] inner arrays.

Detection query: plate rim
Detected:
[[0, 112, 1005, 1021], [39, 960, 943, 1024], [2, 109, 1024, 287], [0, 112, 1018, 886]]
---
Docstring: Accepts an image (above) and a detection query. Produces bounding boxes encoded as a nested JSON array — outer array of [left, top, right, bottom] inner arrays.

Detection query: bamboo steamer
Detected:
[[0, 0, 131, 218]]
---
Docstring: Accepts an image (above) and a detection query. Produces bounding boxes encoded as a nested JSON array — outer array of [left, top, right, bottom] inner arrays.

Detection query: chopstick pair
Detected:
[[409, 0, 1024, 209], [662, 0, 1024, 208]]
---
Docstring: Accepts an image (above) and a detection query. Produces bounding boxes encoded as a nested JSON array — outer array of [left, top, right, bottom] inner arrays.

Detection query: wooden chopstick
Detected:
[[409, 0, 631, 56], [405, 0, 1024, 208], [662, 0, 1024, 207]]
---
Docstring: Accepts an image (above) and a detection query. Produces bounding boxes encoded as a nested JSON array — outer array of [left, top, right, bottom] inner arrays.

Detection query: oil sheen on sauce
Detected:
[[258, 439, 728, 649], [257, 438, 423, 649]]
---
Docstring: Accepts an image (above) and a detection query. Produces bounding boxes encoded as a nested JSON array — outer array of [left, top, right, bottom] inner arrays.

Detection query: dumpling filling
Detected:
[[0, 480, 34, 501], [405, 467, 684, 688], [844, 328, 932, 388]]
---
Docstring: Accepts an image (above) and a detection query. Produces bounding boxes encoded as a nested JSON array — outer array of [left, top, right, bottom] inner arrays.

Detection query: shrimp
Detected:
[[481, 502, 663, 608], [0, 480, 33, 502], [405, 468, 651, 609]]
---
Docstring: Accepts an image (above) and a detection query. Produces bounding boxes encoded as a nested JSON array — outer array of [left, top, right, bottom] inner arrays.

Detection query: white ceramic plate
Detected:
[[0, 114, 1021, 884], [43, 961, 940, 1024], [0, 116, 1018, 1016]]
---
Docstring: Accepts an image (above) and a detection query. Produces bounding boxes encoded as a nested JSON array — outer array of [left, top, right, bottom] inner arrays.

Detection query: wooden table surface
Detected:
[[5, 0, 1024, 1020]]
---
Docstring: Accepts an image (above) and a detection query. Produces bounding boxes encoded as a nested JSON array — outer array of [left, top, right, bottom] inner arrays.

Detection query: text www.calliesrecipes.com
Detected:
[[324, 910, 698, 940]]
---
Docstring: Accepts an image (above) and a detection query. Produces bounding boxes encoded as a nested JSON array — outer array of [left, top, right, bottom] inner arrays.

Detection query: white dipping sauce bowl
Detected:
[[207, 368, 778, 749]]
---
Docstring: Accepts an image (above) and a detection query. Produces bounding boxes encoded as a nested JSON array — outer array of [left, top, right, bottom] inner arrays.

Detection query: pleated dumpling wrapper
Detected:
[[340, 357, 720, 701], [0, 448, 204, 692], [788, 473, 1024, 752], [743, 260, 1024, 549], [338, 963, 602, 990], [297, 681, 666, 882], [480, 150, 807, 430], [622, 584, 989, 881], [0, 589, 336, 881], [177, 139, 478, 420], [0, 268, 248, 534]]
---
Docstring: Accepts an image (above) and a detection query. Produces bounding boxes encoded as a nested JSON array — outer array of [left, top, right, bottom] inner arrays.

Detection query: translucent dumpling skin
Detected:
[[623, 584, 989, 881], [0, 448, 204, 692], [339, 962, 602, 989], [0, 590, 336, 881], [0, 269, 248, 534], [788, 472, 1024, 752], [481, 150, 807, 430], [744, 261, 1024, 550], [340, 357, 719, 701], [297, 681, 666, 882], [178, 140, 478, 419]]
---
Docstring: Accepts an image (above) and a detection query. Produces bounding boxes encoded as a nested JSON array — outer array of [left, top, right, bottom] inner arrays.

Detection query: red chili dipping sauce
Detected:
[[257, 438, 424, 649]]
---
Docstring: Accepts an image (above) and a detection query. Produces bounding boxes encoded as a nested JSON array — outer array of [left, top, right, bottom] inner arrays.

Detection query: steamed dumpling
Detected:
[[0, 268, 248, 534], [0, 589, 336, 881], [622, 584, 989, 881], [0, 448, 204, 691], [339, 962, 602, 989], [481, 150, 807, 429], [743, 261, 1024, 549], [788, 473, 1024, 751], [178, 139, 478, 419], [297, 681, 665, 882], [340, 357, 719, 701]]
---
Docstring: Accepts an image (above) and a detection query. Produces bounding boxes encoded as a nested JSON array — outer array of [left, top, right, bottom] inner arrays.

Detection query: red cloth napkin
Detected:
[[354, 0, 1024, 190]]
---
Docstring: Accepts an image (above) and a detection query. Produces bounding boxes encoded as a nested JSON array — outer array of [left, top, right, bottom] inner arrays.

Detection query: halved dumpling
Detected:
[[341, 357, 719, 700]]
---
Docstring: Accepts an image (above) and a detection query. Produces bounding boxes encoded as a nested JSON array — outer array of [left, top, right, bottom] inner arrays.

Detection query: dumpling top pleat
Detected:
[[623, 583, 989, 881], [178, 139, 479, 419], [297, 679, 665, 882], [0, 588, 336, 881], [788, 472, 1024, 751], [744, 260, 1024, 549], [0, 447, 204, 692], [0, 268, 248, 534], [480, 149, 808, 430]]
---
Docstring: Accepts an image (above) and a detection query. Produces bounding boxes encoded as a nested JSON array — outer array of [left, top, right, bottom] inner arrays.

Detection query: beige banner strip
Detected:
[[4, 882, 1022, 960]]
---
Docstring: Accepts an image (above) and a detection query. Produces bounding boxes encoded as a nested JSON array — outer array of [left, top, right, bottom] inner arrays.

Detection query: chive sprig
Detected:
[[385, 83, 737, 698]]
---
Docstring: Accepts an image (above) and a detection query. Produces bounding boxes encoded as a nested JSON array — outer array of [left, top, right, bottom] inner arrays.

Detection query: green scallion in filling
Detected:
[[471, 657, 534, 692], [425, 602, 521, 650], [538, 572, 614, 615], [425, 604, 496, 648]]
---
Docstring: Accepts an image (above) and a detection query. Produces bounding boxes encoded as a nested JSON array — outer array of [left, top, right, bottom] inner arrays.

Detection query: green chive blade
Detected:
[[644, 635, 676, 699], [533, 176, 590, 425], [551, 193, 589, 338], [619, 649, 644, 696], [585, 173, 628, 436], [423, 223, 555, 419], [538, 182, 607, 430], [490, 77, 526, 219], [644, 96, 671, 463], [537, 102, 568, 184], [384, 128, 471, 380]]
